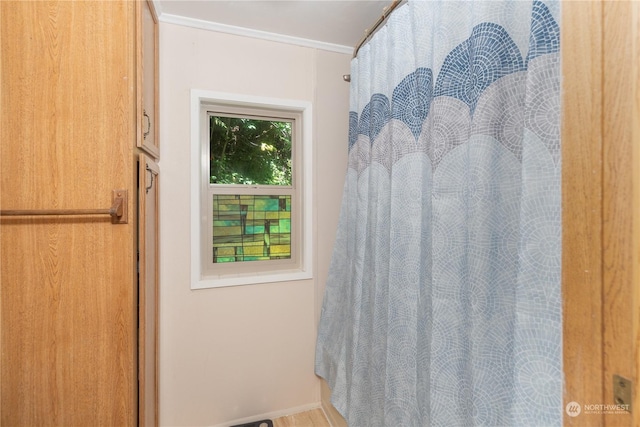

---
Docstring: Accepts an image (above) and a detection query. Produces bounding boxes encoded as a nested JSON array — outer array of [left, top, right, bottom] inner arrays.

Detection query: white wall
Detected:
[[159, 22, 349, 426]]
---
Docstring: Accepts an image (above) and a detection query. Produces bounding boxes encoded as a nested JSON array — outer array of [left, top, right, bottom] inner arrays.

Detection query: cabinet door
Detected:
[[1, 1, 136, 425], [137, 0, 159, 159], [139, 154, 159, 426]]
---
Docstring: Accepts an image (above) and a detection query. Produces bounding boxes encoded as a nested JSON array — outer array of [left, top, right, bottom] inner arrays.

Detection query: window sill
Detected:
[[193, 269, 313, 289]]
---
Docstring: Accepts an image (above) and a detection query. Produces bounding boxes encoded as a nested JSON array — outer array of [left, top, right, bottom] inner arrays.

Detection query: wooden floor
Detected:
[[272, 408, 330, 427]]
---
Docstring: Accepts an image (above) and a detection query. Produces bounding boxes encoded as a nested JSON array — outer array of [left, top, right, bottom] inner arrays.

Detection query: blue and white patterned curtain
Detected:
[[315, 1, 561, 425]]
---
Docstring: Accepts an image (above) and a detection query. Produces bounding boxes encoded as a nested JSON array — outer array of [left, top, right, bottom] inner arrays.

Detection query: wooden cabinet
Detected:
[[138, 0, 160, 159], [137, 1, 160, 425], [0, 1, 159, 425], [139, 155, 160, 427]]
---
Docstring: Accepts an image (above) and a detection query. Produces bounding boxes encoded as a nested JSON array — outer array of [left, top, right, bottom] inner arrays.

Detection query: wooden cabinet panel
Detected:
[[602, 2, 640, 426], [561, 2, 604, 426], [139, 155, 159, 427], [137, 0, 160, 159], [563, 3, 640, 426], [0, 1, 138, 425]]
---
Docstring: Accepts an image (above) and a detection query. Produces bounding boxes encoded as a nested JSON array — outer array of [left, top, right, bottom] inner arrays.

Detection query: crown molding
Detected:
[[158, 13, 353, 55]]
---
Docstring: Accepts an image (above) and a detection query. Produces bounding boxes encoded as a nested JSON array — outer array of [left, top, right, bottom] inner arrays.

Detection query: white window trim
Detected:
[[190, 89, 313, 289]]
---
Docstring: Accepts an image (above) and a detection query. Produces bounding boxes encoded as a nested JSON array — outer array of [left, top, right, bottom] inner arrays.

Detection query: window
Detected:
[[191, 90, 312, 289], [205, 108, 299, 274]]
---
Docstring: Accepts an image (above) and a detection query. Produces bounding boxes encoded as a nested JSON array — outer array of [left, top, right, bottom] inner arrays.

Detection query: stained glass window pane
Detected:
[[212, 194, 291, 263]]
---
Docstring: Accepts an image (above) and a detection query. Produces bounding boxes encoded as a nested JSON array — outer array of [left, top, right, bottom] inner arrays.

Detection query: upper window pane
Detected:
[[209, 115, 292, 186]]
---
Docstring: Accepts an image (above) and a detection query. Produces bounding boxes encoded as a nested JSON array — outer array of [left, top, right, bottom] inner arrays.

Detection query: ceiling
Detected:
[[155, 0, 392, 51]]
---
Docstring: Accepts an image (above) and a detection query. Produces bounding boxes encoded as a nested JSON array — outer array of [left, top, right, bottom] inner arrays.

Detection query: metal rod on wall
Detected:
[[353, 0, 403, 59], [344, 0, 404, 82], [1, 208, 117, 216], [0, 189, 128, 224]]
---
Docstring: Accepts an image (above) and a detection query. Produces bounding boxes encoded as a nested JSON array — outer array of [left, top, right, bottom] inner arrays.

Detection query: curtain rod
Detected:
[[343, 0, 404, 82], [353, 0, 402, 58]]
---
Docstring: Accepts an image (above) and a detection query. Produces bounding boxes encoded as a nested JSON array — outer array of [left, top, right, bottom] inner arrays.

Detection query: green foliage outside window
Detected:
[[209, 116, 292, 186]]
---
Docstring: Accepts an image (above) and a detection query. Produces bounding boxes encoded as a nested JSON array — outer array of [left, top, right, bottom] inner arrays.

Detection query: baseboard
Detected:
[[318, 404, 334, 427], [320, 399, 346, 427], [211, 402, 322, 427], [320, 379, 347, 427]]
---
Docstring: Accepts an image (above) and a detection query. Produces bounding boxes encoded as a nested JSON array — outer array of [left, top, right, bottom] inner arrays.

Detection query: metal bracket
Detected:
[[111, 189, 128, 224], [613, 374, 632, 412]]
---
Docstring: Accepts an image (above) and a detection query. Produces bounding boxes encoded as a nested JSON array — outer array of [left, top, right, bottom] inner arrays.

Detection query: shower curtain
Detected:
[[315, 1, 561, 426]]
